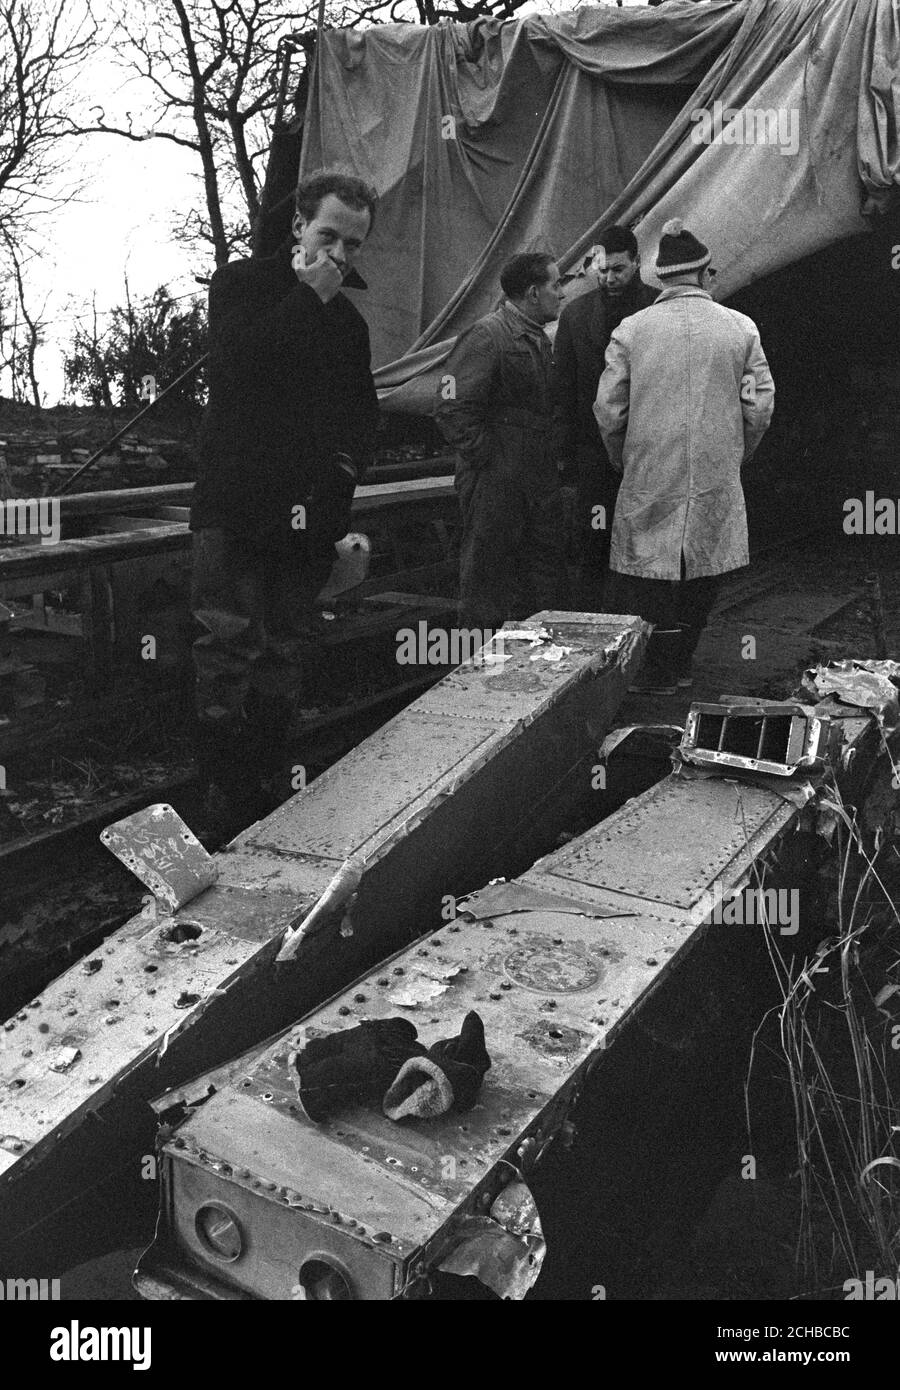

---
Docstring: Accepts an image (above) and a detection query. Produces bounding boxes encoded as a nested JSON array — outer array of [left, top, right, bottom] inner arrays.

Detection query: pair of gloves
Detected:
[[289, 1013, 490, 1124]]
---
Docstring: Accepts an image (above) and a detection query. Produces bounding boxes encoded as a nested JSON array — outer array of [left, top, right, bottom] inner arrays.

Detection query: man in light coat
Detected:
[[594, 219, 774, 694]]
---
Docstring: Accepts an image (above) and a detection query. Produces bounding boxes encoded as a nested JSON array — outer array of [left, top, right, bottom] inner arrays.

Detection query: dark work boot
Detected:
[[674, 623, 704, 689], [628, 628, 682, 696]]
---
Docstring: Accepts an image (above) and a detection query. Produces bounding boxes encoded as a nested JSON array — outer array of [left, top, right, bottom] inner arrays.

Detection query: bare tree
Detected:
[[0, 288, 22, 400], [64, 280, 207, 408], [0, 0, 98, 235], [0, 280, 45, 407], [65, 0, 540, 270], [66, 1, 321, 265], [0, 0, 100, 404], [64, 292, 114, 409], [0, 229, 50, 406]]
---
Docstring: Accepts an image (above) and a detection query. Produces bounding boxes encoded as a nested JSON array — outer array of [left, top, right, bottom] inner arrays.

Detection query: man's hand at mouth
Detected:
[[292, 245, 344, 304]]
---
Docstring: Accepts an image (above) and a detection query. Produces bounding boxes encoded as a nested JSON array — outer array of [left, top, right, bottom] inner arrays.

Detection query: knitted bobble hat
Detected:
[[655, 218, 711, 277]]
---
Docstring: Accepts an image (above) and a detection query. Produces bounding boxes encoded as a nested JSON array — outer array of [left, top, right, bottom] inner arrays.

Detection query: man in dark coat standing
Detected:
[[435, 252, 569, 632], [190, 170, 380, 829], [553, 226, 658, 609]]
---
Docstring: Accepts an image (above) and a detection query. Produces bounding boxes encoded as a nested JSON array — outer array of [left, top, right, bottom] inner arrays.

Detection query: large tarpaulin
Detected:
[[299, 0, 900, 411]]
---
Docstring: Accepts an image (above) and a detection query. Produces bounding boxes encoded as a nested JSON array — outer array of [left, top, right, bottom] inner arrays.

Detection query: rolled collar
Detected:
[[501, 298, 548, 340], [653, 285, 713, 302]]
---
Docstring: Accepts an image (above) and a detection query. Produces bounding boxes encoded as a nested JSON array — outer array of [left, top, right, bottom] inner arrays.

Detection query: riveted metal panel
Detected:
[[413, 616, 644, 726], [168, 1153, 401, 1300], [208, 850, 340, 893], [156, 884, 313, 945], [140, 713, 879, 1299], [517, 871, 691, 926], [0, 915, 263, 1156], [537, 616, 643, 646], [241, 712, 500, 861], [534, 776, 786, 909], [0, 613, 644, 1249], [160, 903, 689, 1286]]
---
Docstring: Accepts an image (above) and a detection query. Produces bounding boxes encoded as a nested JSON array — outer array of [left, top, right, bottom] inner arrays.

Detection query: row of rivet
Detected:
[[170, 1134, 401, 1245]]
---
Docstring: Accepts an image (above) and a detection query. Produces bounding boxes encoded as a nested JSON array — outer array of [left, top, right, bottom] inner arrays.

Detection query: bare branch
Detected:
[[77, 0, 541, 274], [61, 116, 201, 151], [0, 222, 46, 405], [0, 0, 102, 242]]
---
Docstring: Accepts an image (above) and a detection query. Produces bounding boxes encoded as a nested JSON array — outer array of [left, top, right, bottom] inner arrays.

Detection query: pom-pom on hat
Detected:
[[655, 218, 711, 277]]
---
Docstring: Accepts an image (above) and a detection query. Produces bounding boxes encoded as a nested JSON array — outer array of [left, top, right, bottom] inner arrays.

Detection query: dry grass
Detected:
[[745, 744, 900, 1294]]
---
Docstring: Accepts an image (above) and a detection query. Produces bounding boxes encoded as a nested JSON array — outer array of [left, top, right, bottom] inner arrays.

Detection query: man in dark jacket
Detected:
[[435, 252, 569, 632], [553, 226, 658, 608], [190, 169, 380, 827]]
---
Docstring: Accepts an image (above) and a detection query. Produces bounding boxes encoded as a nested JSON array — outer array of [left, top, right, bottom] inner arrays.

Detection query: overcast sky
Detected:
[[24, 0, 649, 406], [29, 74, 200, 404]]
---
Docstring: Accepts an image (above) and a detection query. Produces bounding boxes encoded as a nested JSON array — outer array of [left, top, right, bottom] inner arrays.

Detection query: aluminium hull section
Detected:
[[137, 714, 878, 1299], [0, 612, 645, 1254]]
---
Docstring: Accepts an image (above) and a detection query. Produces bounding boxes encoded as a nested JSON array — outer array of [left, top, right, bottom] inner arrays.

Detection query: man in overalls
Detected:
[[436, 252, 570, 632]]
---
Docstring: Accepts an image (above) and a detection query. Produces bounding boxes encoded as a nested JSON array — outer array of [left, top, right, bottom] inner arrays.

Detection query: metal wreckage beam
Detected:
[[0, 612, 646, 1259], [133, 698, 889, 1301]]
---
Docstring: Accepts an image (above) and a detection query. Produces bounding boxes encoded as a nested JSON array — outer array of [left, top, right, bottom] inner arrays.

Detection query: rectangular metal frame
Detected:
[[680, 700, 832, 777]]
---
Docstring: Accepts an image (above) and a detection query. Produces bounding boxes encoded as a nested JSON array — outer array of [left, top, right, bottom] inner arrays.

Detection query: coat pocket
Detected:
[[500, 346, 540, 402]]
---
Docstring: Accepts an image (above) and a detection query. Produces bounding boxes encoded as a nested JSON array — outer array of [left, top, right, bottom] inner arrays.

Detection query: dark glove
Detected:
[[300, 457, 359, 601], [382, 1011, 491, 1121], [290, 1019, 426, 1123]]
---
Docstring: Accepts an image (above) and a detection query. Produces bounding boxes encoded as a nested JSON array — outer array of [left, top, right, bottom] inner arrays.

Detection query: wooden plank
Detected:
[[0, 479, 456, 586], [52, 462, 454, 523], [59, 485, 194, 519], [0, 526, 188, 585], [91, 517, 182, 533]]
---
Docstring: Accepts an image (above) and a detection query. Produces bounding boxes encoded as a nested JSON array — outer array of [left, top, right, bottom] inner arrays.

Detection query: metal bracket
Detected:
[[100, 803, 218, 914], [680, 700, 834, 778]]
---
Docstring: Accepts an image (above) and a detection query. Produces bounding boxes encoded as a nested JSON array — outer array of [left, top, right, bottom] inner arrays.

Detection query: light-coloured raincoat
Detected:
[[594, 285, 774, 580]]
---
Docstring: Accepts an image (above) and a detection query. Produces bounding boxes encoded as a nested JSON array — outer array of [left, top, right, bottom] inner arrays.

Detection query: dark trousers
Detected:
[[606, 566, 723, 673], [191, 528, 309, 722], [573, 446, 620, 611], [456, 457, 570, 631]]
